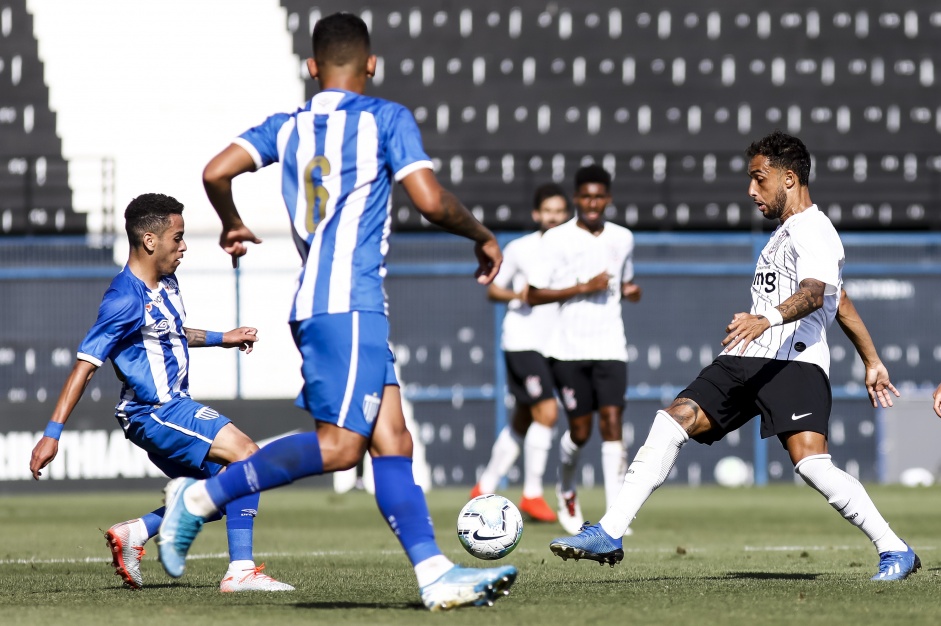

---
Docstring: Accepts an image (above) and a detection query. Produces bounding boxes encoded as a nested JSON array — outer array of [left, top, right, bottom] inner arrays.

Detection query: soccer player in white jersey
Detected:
[[28, 193, 293, 592], [471, 183, 569, 523], [155, 13, 516, 611], [528, 165, 642, 534], [550, 131, 919, 582]]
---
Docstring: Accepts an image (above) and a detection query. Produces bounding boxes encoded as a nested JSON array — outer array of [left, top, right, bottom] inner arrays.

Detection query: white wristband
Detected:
[[763, 308, 784, 327]]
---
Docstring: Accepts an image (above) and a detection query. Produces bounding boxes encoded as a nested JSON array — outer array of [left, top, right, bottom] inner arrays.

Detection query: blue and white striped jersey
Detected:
[[234, 89, 433, 321], [77, 266, 190, 412]]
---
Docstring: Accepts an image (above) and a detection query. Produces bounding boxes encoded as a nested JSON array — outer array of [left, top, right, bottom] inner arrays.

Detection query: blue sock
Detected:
[[373, 456, 442, 566], [225, 493, 259, 562], [205, 431, 324, 507], [141, 507, 165, 538]]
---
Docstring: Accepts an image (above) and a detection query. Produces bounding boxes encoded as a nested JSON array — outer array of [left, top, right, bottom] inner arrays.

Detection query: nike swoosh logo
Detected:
[[472, 528, 507, 541], [791, 412, 812, 421]]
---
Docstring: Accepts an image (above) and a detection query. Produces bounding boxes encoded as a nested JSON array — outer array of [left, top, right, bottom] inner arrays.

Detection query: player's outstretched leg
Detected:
[[104, 518, 150, 589], [157, 477, 208, 578], [420, 565, 518, 611], [549, 522, 624, 567]]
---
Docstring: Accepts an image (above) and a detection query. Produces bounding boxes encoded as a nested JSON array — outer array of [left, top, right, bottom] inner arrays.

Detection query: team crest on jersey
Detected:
[[525, 375, 543, 398], [562, 386, 577, 411], [362, 393, 381, 424]]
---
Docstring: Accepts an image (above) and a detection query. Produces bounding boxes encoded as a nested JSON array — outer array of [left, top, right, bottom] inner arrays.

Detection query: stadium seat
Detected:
[[279, 1, 941, 231]]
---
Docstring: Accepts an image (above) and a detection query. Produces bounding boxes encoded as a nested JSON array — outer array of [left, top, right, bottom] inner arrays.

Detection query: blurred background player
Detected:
[[528, 165, 642, 534], [550, 131, 918, 582], [471, 182, 569, 523], [28, 193, 293, 592], [156, 13, 517, 611]]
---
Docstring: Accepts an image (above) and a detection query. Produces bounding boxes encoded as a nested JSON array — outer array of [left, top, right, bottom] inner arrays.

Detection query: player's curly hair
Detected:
[[312, 12, 370, 67], [746, 130, 812, 185], [532, 182, 568, 210], [124, 193, 184, 248], [574, 164, 612, 192]]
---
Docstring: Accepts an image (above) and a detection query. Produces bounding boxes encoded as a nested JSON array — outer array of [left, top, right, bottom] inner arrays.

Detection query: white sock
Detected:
[[227, 559, 255, 573], [601, 440, 628, 510], [183, 481, 219, 518], [557, 430, 581, 494], [477, 427, 522, 493], [414, 554, 455, 588], [794, 454, 907, 553], [132, 518, 150, 541], [600, 411, 688, 537], [522, 422, 553, 498]]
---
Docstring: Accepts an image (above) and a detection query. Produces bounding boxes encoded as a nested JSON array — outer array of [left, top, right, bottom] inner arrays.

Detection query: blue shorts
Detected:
[[291, 311, 398, 438], [119, 396, 228, 479]]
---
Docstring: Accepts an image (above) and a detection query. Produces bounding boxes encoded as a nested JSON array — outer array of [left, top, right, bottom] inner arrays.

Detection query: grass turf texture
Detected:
[[1, 485, 939, 625]]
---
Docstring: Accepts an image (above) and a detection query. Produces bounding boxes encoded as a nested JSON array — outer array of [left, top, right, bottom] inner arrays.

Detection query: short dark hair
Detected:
[[746, 130, 811, 185], [124, 193, 184, 247], [312, 12, 370, 66], [532, 182, 568, 210], [574, 164, 611, 192]]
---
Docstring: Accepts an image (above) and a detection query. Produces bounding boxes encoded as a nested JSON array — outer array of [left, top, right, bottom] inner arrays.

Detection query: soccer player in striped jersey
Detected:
[[29, 193, 293, 592], [528, 165, 642, 535], [471, 183, 569, 523], [156, 13, 516, 611], [550, 131, 918, 582]]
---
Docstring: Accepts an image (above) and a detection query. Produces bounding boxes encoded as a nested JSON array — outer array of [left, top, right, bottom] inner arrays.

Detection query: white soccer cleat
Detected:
[[556, 486, 585, 535], [420, 564, 518, 611], [220, 563, 295, 592], [104, 519, 148, 589]]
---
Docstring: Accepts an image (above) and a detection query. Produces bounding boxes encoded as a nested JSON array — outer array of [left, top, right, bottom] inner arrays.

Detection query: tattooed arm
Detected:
[[721, 278, 826, 355]]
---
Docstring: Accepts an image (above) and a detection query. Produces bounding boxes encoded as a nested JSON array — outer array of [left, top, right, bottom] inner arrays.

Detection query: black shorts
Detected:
[[505, 350, 556, 405], [679, 355, 832, 446], [550, 359, 627, 418]]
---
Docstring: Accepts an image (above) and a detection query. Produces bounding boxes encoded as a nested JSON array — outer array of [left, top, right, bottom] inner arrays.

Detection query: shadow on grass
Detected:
[[722, 572, 819, 581], [294, 601, 423, 611]]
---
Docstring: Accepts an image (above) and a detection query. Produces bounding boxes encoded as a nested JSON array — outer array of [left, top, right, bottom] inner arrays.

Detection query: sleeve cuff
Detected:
[[394, 160, 434, 182], [232, 137, 265, 171], [77, 352, 103, 367]]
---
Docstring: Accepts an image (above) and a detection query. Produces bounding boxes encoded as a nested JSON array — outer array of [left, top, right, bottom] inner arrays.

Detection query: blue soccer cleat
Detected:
[[157, 477, 207, 578], [420, 564, 518, 611], [549, 522, 624, 567], [871, 543, 921, 581]]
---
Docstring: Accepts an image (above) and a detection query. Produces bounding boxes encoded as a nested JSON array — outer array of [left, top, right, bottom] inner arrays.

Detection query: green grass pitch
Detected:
[[1, 484, 939, 625]]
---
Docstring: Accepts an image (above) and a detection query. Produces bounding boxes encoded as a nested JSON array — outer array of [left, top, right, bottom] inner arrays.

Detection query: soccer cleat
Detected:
[[104, 519, 148, 589], [420, 564, 518, 611], [469, 483, 484, 499], [157, 477, 206, 578], [550, 522, 624, 567], [220, 563, 295, 592], [519, 495, 558, 523], [555, 486, 585, 535], [871, 543, 921, 581]]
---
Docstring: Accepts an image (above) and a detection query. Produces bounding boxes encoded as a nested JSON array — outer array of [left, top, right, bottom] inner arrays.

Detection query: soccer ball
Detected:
[[456, 494, 524, 560]]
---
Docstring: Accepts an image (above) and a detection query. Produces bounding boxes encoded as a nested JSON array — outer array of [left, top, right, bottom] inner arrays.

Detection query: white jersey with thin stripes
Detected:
[[494, 231, 559, 354], [528, 218, 635, 361], [729, 204, 844, 375]]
